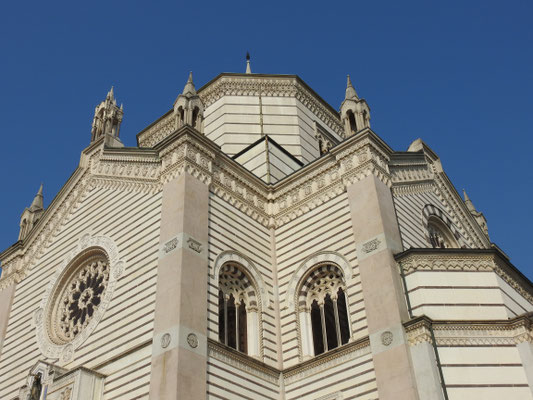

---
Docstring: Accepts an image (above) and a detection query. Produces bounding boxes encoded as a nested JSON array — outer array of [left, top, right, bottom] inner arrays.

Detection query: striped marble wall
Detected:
[[0, 185, 162, 400]]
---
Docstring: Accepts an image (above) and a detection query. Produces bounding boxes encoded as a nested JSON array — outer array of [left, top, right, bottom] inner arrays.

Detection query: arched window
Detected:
[[347, 110, 357, 133], [192, 107, 200, 128], [218, 263, 259, 356], [298, 264, 351, 358], [362, 110, 368, 127], [177, 106, 185, 127], [427, 215, 459, 249]]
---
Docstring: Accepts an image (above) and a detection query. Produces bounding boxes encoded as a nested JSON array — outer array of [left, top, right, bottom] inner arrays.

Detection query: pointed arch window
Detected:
[[218, 263, 259, 356], [347, 110, 357, 133], [427, 215, 459, 249], [298, 265, 351, 358]]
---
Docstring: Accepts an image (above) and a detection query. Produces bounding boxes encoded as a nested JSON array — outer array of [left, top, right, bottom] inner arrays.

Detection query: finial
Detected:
[[107, 86, 114, 99], [463, 189, 476, 212], [182, 71, 197, 95], [30, 184, 44, 211], [246, 52, 252, 74], [345, 75, 358, 100]]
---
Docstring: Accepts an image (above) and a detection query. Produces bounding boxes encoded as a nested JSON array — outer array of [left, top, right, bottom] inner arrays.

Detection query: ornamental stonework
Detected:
[[34, 234, 125, 363]]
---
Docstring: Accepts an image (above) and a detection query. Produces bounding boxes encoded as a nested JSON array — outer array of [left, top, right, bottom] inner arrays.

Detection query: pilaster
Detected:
[[148, 153, 210, 398], [0, 282, 16, 359], [347, 173, 419, 399]]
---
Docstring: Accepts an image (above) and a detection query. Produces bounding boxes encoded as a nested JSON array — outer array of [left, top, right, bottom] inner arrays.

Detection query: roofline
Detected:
[[197, 72, 341, 117], [137, 72, 344, 145]]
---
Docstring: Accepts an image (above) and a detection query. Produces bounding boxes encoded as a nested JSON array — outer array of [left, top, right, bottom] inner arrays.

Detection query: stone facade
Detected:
[[1, 68, 532, 400]]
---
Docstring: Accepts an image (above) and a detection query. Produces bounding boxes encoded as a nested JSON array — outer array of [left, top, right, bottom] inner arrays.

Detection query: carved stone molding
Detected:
[[405, 318, 433, 346], [398, 252, 496, 275], [392, 182, 436, 197], [285, 251, 353, 313], [198, 76, 344, 136], [397, 250, 533, 306], [138, 111, 175, 148], [208, 339, 280, 385], [213, 250, 271, 311], [432, 319, 533, 346], [34, 234, 125, 363], [283, 338, 371, 385], [0, 170, 91, 291], [432, 170, 489, 249]]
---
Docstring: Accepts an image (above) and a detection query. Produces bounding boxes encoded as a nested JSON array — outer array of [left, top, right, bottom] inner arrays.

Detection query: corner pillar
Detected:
[[516, 341, 533, 396], [347, 174, 419, 399], [0, 282, 16, 359], [148, 172, 209, 400]]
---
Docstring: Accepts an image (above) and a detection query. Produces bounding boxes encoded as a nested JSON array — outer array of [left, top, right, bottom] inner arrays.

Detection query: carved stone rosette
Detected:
[[34, 233, 126, 363]]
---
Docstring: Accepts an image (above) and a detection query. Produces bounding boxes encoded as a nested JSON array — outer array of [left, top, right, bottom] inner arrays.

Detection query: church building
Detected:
[[1, 61, 533, 400]]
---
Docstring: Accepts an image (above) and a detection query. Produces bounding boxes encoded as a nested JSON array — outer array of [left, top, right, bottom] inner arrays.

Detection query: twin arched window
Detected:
[[217, 260, 352, 360], [298, 264, 351, 357], [217, 263, 259, 356]]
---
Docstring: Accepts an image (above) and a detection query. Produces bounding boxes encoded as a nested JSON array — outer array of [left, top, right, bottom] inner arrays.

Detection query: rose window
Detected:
[[49, 251, 110, 344]]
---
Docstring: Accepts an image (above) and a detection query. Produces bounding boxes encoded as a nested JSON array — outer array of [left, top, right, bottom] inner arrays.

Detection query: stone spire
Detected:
[[246, 52, 252, 74], [182, 72, 197, 96], [174, 72, 205, 132], [463, 189, 489, 237], [29, 184, 43, 211], [19, 185, 45, 241], [340, 74, 370, 137], [345, 75, 358, 100], [463, 189, 476, 213], [90, 87, 124, 147]]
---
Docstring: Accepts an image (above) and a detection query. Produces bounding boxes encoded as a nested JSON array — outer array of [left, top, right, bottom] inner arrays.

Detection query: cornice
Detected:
[[1, 127, 402, 289], [432, 315, 533, 346], [396, 248, 533, 305], [404, 314, 533, 346], [137, 74, 346, 148], [198, 74, 343, 135], [429, 161, 490, 249], [208, 339, 280, 384], [207, 337, 372, 387], [0, 167, 89, 290], [282, 336, 371, 384]]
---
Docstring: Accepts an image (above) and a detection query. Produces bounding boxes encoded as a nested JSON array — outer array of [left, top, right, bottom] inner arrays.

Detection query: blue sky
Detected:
[[1, 1, 532, 277]]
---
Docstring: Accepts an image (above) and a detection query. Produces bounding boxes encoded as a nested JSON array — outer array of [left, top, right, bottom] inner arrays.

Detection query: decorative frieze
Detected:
[[208, 339, 280, 385], [396, 250, 533, 305], [405, 319, 433, 346], [398, 252, 495, 275], [197, 76, 344, 136], [138, 111, 175, 148], [432, 318, 533, 346], [283, 338, 371, 385]]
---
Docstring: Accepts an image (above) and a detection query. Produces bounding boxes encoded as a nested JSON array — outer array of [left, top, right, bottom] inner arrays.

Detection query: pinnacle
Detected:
[[29, 184, 44, 211], [345, 74, 358, 100], [182, 71, 197, 96], [463, 189, 476, 212]]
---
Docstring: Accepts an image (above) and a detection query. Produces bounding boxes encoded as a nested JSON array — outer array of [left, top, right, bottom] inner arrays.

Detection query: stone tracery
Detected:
[[54, 255, 109, 343], [298, 264, 351, 358], [218, 262, 260, 357]]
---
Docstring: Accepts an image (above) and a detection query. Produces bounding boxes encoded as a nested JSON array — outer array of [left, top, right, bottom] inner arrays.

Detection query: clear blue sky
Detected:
[[1, 1, 532, 277]]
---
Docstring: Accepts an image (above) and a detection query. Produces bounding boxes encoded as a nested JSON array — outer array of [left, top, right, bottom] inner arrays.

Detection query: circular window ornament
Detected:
[[35, 234, 125, 362]]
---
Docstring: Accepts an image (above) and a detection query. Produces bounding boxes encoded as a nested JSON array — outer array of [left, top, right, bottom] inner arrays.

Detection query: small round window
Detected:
[[48, 248, 110, 344]]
